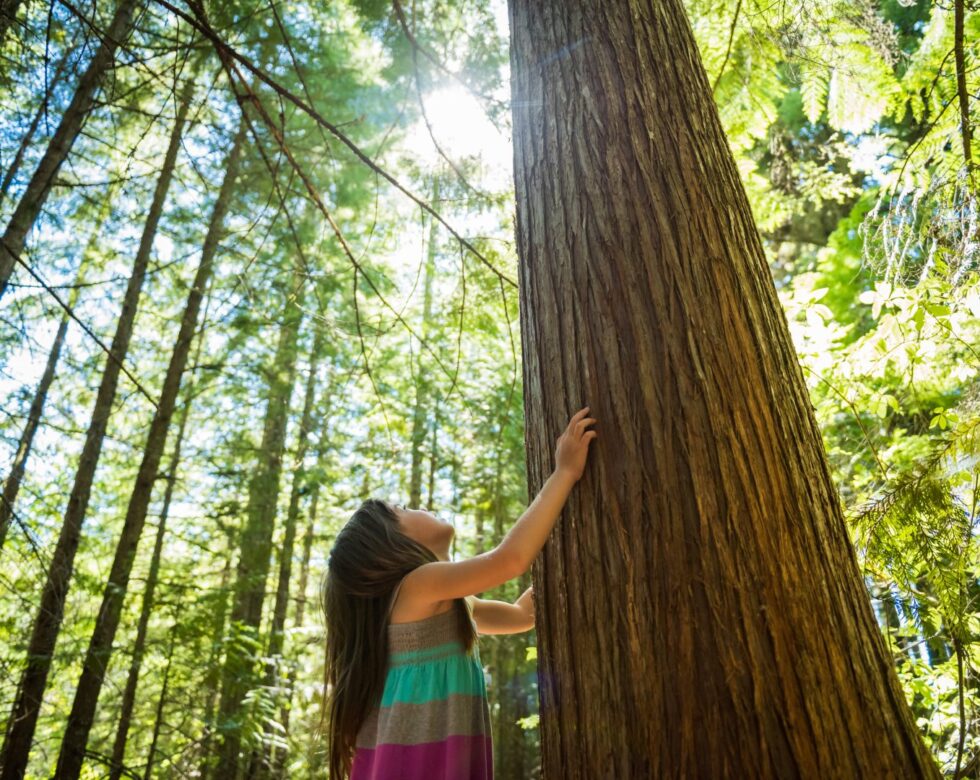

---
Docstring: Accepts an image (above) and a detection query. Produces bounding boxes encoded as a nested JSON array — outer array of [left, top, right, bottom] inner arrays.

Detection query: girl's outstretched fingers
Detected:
[[556, 408, 598, 480]]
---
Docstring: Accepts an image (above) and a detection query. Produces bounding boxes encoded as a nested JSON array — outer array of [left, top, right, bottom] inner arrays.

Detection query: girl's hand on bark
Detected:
[[555, 406, 598, 482], [516, 586, 534, 623]]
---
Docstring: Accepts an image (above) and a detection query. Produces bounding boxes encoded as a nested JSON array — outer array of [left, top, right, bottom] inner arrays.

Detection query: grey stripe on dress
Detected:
[[356, 693, 491, 747]]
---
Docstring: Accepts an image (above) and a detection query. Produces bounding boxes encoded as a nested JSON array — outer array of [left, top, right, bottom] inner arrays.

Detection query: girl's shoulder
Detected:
[[389, 584, 455, 624]]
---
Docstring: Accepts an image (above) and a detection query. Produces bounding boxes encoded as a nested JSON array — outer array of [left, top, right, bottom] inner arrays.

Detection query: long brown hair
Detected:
[[319, 498, 477, 778]]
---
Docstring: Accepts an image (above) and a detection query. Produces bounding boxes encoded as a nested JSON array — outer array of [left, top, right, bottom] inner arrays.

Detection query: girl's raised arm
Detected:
[[398, 407, 597, 606]]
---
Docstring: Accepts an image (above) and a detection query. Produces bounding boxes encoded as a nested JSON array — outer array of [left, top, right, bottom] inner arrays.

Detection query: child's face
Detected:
[[390, 503, 454, 559]]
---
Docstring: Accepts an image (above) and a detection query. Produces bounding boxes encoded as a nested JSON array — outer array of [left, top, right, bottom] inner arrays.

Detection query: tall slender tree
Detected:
[[508, 0, 941, 776], [273, 382, 340, 775], [107, 385, 196, 780], [214, 256, 306, 779], [143, 619, 179, 780], [409, 178, 440, 508], [0, 74, 195, 780], [199, 528, 237, 778], [55, 108, 246, 775], [250, 310, 330, 779], [0, 186, 114, 552], [0, 0, 139, 298], [0, 50, 72, 206]]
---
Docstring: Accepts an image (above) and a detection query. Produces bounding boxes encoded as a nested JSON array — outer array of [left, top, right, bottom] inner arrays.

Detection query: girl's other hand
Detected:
[[516, 586, 535, 624], [554, 406, 598, 482]]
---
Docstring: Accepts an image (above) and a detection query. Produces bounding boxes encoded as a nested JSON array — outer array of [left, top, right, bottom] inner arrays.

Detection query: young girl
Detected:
[[321, 406, 598, 779]]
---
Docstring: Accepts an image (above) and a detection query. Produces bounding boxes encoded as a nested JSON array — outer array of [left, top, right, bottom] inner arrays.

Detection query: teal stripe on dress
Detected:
[[380, 655, 486, 707], [389, 641, 466, 666]]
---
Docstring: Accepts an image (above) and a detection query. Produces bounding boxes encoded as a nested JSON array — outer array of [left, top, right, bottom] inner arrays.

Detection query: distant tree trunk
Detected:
[[508, 0, 940, 776], [875, 581, 904, 640], [53, 81, 222, 780], [0, 74, 194, 780], [144, 620, 178, 780], [426, 397, 439, 510], [0, 187, 111, 551], [475, 503, 486, 554], [107, 357, 202, 780], [0, 0, 138, 297], [0, 0, 23, 45], [0, 49, 72, 206], [275, 404, 333, 778], [0, 288, 72, 550], [200, 531, 237, 780], [497, 642, 529, 780], [294, 489, 318, 630], [898, 597, 930, 663], [872, 580, 926, 666], [107, 407, 188, 780], [410, 178, 439, 507], [915, 576, 951, 666], [251, 313, 329, 779], [484, 458, 526, 777], [215, 259, 306, 779]]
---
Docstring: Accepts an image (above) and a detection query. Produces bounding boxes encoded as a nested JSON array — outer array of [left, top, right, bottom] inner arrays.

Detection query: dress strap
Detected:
[[387, 576, 407, 618]]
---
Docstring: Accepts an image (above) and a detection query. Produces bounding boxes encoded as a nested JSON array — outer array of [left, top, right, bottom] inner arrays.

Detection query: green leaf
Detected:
[[800, 63, 829, 124]]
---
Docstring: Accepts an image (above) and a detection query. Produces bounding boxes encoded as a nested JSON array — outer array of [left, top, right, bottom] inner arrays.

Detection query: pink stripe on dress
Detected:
[[351, 734, 493, 780]]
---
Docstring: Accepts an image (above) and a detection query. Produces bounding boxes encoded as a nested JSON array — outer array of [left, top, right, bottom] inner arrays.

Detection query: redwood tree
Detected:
[[508, 0, 941, 777]]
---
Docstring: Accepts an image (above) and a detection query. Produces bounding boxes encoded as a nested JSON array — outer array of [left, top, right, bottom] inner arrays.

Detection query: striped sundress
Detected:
[[351, 596, 493, 779]]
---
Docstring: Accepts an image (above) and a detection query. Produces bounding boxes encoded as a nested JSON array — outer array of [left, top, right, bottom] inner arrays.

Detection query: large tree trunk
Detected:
[[0, 73, 193, 780], [0, 0, 138, 298], [214, 260, 306, 779], [508, 0, 940, 777], [55, 109, 243, 780]]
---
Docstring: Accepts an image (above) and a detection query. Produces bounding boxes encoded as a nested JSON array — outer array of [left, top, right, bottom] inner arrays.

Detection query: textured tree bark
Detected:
[[214, 260, 305, 779], [0, 0, 138, 297], [0, 75, 195, 780], [55, 96, 240, 780], [507, 0, 941, 777]]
